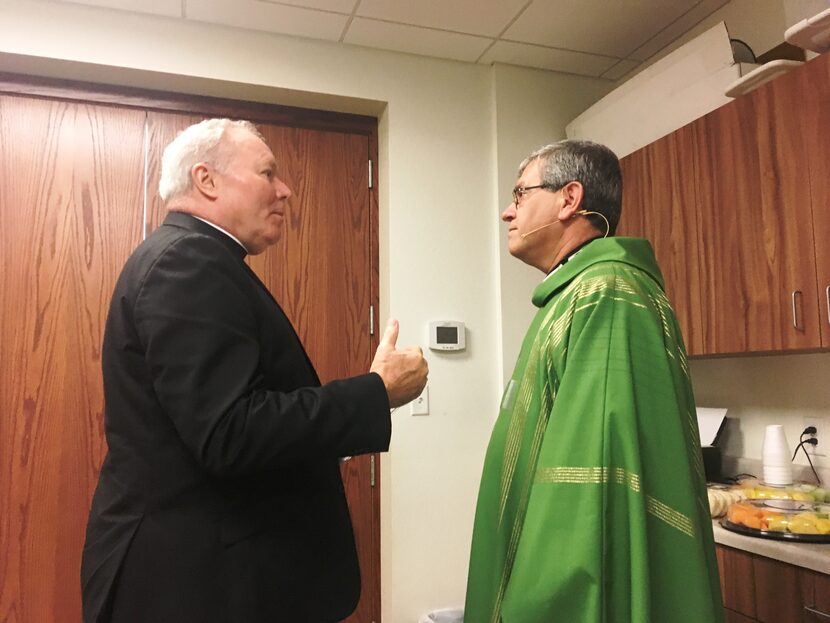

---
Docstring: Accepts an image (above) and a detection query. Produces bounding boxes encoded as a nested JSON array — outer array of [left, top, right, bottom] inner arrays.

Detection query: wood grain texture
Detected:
[[808, 571, 830, 620], [753, 554, 809, 623], [251, 124, 377, 623], [724, 608, 757, 623], [694, 67, 821, 354], [619, 125, 704, 354], [798, 53, 830, 348], [144, 111, 380, 623], [0, 95, 144, 622], [145, 111, 203, 235], [716, 545, 757, 619]]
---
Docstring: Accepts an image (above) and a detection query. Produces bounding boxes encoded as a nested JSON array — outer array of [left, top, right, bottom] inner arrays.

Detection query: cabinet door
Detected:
[[753, 555, 813, 623], [694, 70, 821, 354], [619, 125, 704, 354], [716, 545, 756, 618], [799, 52, 830, 348], [724, 610, 756, 623], [0, 95, 145, 622]]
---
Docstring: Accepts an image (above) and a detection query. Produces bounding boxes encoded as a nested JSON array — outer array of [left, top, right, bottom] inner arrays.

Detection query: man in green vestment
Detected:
[[464, 140, 723, 623]]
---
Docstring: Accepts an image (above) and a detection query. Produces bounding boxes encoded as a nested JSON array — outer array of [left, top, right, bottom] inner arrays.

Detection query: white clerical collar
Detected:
[[191, 216, 248, 253]]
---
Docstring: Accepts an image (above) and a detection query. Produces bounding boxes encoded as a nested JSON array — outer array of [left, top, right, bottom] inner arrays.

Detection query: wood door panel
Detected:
[[145, 112, 379, 622], [145, 111, 204, 235], [799, 53, 830, 347], [251, 124, 377, 623], [695, 73, 820, 354], [252, 126, 372, 378], [0, 95, 145, 622]]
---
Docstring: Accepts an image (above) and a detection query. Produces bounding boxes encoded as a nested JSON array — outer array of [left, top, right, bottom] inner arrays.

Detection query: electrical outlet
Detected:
[[803, 416, 827, 457]]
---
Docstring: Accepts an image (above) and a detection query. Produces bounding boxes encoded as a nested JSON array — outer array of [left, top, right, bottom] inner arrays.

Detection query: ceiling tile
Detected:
[[480, 41, 617, 77], [628, 0, 730, 61], [600, 58, 641, 80], [356, 0, 530, 37], [61, 0, 182, 17], [344, 18, 492, 62], [257, 0, 356, 14], [504, 0, 699, 58], [186, 0, 347, 40]]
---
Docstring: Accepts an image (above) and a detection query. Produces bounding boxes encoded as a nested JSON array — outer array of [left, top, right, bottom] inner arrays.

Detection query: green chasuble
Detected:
[[465, 238, 722, 623]]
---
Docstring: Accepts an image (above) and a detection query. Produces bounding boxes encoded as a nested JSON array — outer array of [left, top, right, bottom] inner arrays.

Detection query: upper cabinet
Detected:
[[799, 52, 830, 348], [619, 52, 830, 357], [618, 125, 704, 354]]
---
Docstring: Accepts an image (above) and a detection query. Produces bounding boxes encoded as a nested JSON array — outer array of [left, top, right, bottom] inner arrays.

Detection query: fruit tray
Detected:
[[721, 499, 830, 543]]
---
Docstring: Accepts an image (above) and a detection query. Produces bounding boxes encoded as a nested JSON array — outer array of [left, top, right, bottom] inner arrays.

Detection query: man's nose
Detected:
[[501, 203, 516, 222], [275, 178, 292, 200]]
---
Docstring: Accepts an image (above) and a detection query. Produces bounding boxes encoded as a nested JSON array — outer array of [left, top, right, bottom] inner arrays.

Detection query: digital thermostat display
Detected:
[[436, 326, 457, 344], [429, 321, 465, 351]]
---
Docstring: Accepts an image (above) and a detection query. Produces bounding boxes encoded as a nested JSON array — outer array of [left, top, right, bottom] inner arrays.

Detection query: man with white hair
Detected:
[[81, 118, 428, 622]]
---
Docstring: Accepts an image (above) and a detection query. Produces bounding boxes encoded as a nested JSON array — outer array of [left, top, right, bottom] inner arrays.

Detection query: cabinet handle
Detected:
[[792, 290, 803, 330], [805, 605, 830, 620], [826, 285, 830, 325]]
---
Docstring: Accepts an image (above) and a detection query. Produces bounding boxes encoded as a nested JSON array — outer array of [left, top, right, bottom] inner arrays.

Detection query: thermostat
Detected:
[[429, 321, 465, 351]]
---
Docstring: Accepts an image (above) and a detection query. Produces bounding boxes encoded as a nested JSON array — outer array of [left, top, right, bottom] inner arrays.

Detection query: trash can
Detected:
[[418, 607, 464, 623]]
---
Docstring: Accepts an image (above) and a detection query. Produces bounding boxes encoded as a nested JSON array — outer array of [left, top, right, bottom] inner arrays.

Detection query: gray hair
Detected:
[[518, 139, 622, 235], [159, 118, 264, 202]]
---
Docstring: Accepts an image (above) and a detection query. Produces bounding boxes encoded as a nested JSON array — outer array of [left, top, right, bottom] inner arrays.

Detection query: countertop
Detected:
[[712, 519, 830, 575]]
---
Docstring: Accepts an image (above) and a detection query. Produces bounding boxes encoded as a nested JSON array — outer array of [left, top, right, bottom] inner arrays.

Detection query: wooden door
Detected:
[[0, 95, 145, 621], [619, 125, 704, 354], [145, 111, 380, 623], [694, 70, 821, 355], [799, 52, 830, 348]]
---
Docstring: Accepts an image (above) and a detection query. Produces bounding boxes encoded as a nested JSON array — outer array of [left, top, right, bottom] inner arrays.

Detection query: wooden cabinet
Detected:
[[620, 52, 830, 356], [798, 52, 830, 348], [694, 64, 821, 354], [716, 545, 830, 622], [618, 125, 704, 353]]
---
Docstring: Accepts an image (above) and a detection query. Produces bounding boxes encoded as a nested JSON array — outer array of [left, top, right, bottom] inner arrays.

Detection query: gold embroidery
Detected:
[[535, 466, 695, 538], [647, 496, 695, 538]]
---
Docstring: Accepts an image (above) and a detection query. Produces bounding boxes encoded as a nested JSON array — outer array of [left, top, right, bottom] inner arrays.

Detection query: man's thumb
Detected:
[[380, 318, 399, 349]]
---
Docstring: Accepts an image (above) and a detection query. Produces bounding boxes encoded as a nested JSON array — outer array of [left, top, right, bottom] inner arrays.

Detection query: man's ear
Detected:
[[192, 163, 219, 199], [557, 181, 584, 221]]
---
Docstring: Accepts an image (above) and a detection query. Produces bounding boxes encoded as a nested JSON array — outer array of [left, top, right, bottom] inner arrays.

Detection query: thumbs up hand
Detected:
[[370, 319, 428, 408]]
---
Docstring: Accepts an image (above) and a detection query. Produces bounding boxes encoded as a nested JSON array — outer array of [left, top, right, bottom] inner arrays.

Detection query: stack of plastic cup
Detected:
[[762, 424, 793, 486]]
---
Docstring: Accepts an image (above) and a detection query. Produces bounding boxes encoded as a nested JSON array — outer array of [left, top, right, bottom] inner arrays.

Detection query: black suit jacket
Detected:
[[81, 212, 391, 623]]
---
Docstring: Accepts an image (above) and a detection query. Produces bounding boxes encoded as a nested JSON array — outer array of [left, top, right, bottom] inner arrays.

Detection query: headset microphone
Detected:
[[519, 221, 558, 239]]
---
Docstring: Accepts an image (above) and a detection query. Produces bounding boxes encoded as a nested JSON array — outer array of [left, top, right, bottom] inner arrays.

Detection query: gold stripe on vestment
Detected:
[[535, 466, 695, 538]]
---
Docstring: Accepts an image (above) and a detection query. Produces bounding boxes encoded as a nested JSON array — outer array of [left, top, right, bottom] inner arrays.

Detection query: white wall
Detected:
[[492, 64, 610, 385], [691, 354, 830, 480], [0, 2, 610, 620]]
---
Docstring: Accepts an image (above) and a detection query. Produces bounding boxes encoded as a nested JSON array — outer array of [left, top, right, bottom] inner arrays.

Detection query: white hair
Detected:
[[158, 118, 264, 202]]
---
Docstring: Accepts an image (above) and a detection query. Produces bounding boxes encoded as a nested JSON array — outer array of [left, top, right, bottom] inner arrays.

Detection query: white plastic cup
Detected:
[[762, 425, 793, 485]]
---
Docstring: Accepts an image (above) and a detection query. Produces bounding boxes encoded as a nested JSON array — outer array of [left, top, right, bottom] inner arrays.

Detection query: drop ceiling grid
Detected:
[[55, 0, 734, 79]]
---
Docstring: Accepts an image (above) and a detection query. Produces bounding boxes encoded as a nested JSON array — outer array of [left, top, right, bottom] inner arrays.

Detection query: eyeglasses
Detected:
[[512, 184, 555, 207]]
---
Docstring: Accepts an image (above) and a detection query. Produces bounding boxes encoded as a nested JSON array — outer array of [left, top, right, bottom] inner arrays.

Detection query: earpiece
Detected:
[[576, 210, 610, 238]]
